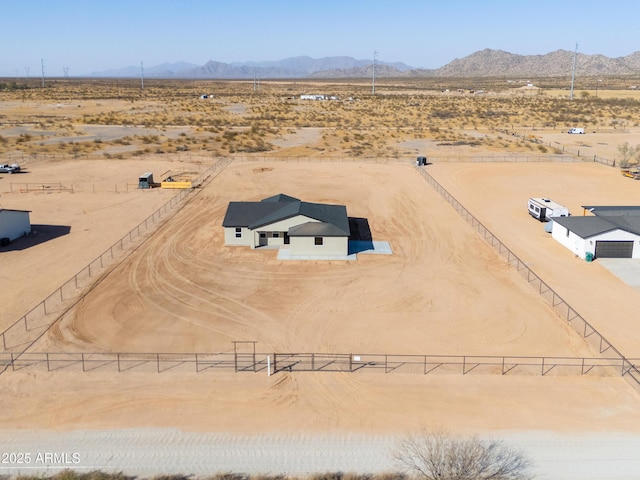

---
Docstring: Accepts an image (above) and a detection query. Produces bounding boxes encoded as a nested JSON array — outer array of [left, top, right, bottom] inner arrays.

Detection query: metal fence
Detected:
[[414, 165, 640, 391], [9, 182, 147, 194], [3, 155, 636, 386], [1, 350, 637, 378], [225, 155, 584, 164], [0, 158, 232, 369]]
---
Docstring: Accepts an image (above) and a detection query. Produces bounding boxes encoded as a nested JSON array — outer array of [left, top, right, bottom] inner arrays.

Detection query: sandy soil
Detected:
[[2, 128, 640, 476]]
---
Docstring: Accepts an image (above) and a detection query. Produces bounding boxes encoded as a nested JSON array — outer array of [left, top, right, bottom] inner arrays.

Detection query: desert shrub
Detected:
[[393, 428, 532, 480]]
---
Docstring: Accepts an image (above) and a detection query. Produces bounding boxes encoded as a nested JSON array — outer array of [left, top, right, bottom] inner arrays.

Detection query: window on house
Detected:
[[235, 227, 242, 238], [273, 232, 279, 238], [314, 237, 323, 246], [284, 233, 290, 245]]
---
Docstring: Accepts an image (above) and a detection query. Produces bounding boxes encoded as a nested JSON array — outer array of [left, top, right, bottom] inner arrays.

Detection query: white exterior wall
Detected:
[[224, 227, 253, 246], [290, 236, 348, 256], [0, 210, 31, 241], [552, 223, 588, 258], [552, 224, 640, 259]]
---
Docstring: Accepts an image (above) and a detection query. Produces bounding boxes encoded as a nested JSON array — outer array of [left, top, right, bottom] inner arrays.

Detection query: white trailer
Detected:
[[528, 198, 569, 222]]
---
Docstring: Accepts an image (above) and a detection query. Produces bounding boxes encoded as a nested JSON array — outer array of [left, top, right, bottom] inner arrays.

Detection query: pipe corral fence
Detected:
[[414, 164, 640, 391], [2, 155, 638, 390], [0, 158, 232, 366], [0, 351, 638, 377]]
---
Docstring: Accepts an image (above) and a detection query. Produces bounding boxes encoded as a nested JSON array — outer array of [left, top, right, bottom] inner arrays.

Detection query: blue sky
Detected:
[[2, 0, 639, 76]]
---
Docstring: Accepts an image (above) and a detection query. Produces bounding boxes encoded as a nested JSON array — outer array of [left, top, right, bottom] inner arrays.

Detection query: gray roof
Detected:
[[582, 206, 640, 217], [222, 194, 350, 236], [554, 212, 640, 238], [222, 202, 289, 227], [288, 221, 349, 237], [552, 216, 619, 238], [0, 208, 31, 214], [261, 193, 300, 203]]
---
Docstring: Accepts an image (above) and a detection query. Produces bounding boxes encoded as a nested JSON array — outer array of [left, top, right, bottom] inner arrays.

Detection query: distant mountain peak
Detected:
[[86, 50, 640, 79]]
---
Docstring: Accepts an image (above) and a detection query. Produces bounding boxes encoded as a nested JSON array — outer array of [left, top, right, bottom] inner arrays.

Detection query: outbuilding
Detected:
[[551, 206, 640, 259], [0, 208, 31, 243], [222, 194, 350, 256]]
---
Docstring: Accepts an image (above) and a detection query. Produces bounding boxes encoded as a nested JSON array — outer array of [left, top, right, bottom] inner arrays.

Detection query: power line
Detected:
[[372, 50, 378, 94], [570, 43, 579, 100]]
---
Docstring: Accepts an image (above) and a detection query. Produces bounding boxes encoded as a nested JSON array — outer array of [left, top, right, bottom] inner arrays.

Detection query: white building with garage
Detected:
[[551, 206, 640, 259], [222, 194, 350, 257], [0, 208, 31, 243]]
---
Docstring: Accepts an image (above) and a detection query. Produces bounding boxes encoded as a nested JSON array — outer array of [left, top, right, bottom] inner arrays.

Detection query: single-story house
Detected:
[[222, 194, 350, 256], [551, 206, 640, 259], [0, 208, 31, 242]]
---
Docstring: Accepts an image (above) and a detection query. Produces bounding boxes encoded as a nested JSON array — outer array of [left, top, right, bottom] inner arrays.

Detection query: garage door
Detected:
[[595, 241, 634, 258]]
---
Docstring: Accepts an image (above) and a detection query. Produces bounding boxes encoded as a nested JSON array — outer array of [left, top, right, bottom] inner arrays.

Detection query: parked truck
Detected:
[[528, 197, 569, 222]]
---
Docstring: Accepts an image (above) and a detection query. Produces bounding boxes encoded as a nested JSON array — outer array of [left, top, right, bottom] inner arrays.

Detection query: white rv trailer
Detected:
[[528, 198, 569, 222]]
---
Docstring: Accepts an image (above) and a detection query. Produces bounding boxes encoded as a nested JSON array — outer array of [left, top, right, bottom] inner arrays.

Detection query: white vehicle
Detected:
[[0, 164, 17, 174], [528, 197, 569, 222], [567, 127, 585, 134]]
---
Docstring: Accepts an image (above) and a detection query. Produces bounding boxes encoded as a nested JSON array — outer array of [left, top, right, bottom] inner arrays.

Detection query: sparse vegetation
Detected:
[[9, 472, 407, 480], [2, 76, 640, 159], [393, 428, 532, 480]]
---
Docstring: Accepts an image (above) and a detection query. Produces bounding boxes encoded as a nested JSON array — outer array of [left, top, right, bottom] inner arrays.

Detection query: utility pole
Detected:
[[63, 66, 69, 79], [570, 43, 578, 100], [140, 61, 144, 89], [371, 50, 378, 94], [253, 68, 259, 92], [41, 58, 45, 87]]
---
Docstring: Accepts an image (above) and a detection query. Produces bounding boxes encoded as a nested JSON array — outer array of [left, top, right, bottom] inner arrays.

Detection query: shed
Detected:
[[138, 172, 154, 189], [0, 209, 31, 243]]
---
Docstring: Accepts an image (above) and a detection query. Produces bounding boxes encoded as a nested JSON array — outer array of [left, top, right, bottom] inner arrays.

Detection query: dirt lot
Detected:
[[2, 90, 640, 476], [2, 157, 640, 424]]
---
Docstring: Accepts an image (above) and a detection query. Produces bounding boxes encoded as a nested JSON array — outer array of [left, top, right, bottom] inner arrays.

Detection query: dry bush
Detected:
[[393, 428, 532, 480], [3, 77, 640, 159]]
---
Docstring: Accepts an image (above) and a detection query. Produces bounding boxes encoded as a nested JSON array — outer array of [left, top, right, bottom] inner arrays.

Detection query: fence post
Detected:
[[46, 353, 50, 372], [157, 353, 160, 373], [117, 353, 121, 372], [82, 353, 85, 372], [541, 357, 545, 375]]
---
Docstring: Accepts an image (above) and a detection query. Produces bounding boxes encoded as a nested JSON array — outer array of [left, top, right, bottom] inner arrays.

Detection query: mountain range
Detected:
[[88, 49, 640, 79]]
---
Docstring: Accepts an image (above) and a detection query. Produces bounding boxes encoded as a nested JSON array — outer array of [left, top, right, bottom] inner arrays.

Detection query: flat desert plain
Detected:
[[2, 138, 640, 476]]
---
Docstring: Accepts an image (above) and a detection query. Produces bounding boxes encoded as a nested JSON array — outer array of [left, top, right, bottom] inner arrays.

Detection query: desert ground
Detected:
[[2, 79, 640, 479]]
